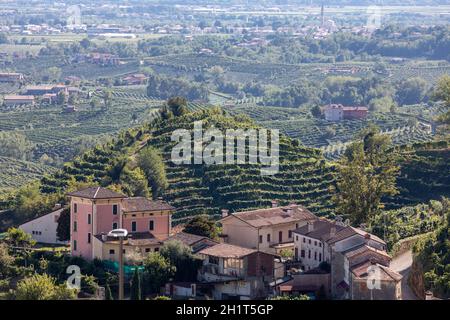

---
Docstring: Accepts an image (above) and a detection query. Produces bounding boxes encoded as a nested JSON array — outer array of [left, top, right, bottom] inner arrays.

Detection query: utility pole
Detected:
[[108, 229, 128, 301], [119, 236, 124, 300]]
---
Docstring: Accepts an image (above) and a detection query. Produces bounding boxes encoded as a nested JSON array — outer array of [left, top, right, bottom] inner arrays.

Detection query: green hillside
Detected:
[[386, 140, 450, 209], [39, 107, 336, 223]]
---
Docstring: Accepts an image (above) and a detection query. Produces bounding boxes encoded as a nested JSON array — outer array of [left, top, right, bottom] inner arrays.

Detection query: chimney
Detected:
[[335, 215, 343, 226], [53, 203, 62, 210], [101, 234, 107, 241], [221, 209, 229, 218], [271, 200, 278, 208], [425, 291, 434, 300], [330, 227, 336, 238], [364, 233, 371, 243], [307, 221, 314, 233]]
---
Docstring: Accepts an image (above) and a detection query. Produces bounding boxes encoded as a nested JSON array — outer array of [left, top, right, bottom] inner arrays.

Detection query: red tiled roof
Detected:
[[327, 226, 385, 245], [67, 187, 126, 199], [198, 243, 257, 258], [4, 95, 34, 100], [351, 261, 402, 282], [223, 204, 317, 228], [122, 197, 174, 212], [293, 218, 346, 241], [344, 244, 391, 261]]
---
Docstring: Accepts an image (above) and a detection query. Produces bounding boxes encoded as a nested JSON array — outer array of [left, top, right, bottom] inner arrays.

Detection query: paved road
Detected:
[[390, 250, 420, 300]]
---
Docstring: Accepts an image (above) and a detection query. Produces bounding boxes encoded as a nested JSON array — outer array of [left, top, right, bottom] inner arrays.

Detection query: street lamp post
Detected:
[[108, 229, 128, 300]]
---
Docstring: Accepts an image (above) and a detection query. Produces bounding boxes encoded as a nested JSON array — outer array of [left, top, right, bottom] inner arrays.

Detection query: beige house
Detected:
[[3, 95, 35, 106], [220, 202, 317, 255]]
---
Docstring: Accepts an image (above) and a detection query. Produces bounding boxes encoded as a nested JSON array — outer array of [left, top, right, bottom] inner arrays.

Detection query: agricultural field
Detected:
[[228, 105, 440, 159], [0, 156, 56, 193], [0, 93, 162, 165], [389, 61, 450, 84]]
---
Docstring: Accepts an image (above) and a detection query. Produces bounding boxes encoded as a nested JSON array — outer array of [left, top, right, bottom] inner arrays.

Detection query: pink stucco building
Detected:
[[67, 187, 174, 261]]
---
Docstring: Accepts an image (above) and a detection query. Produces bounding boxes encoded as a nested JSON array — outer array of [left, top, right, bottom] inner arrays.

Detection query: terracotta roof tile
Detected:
[[67, 187, 125, 199], [224, 204, 317, 228], [293, 219, 346, 241], [327, 226, 385, 245], [198, 243, 257, 258], [122, 197, 174, 212]]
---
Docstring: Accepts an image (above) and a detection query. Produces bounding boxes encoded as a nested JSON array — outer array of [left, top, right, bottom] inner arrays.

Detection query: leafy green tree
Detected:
[[120, 167, 150, 198], [143, 253, 175, 294], [130, 268, 142, 300], [333, 127, 400, 225], [56, 208, 70, 242], [4, 228, 36, 248], [183, 215, 219, 240], [138, 146, 168, 198], [102, 89, 112, 111], [0, 131, 34, 161], [433, 75, 450, 126], [160, 240, 202, 282], [15, 274, 77, 300], [13, 182, 60, 220], [167, 97, 188, 117], [395, 77, 428, 105], [105, 284, 113, 300], [0, 243, 14, 278]]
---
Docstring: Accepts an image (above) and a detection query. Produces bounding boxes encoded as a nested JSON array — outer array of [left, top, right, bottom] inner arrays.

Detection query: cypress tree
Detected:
[[105, 284, 113, 300], [130, 268, 142, 300]]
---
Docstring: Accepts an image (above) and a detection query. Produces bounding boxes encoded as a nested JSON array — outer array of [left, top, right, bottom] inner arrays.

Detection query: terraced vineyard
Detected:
[[40, 108, 336, 223], [0, 156, 56, 193], [385, 140, 450, 209], [389, 63, 450, 84]]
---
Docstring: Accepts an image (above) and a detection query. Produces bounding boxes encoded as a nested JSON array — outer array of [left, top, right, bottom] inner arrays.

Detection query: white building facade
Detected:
[[19, 208, 67, 245]]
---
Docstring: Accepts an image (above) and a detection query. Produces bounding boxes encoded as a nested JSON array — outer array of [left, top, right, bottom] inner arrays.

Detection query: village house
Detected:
[[25, 84, 69, 96], [220, 202, 317, 255], [197, 243, 275, 300], [122, 73, 148, 85], [167, 231, 218, 254], [19, 206, 68, 245], [0, 72, 24, 83], [293, 218, 347, 271], [67, 187, 174, 261], [3, 95, 35, 106], [324, 104, 368, 121], [290, 215, 401, 300]]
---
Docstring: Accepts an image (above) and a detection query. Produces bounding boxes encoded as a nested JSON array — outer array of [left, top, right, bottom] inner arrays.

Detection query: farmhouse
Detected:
[[3, 95, 35, 106], [122, 73, 148, 85], [324, 104, 368, 121], [220, 202, 317, 255], [19, 207, 68, 245], [25, 84, 69, 96], [0, 72, 24, 82]]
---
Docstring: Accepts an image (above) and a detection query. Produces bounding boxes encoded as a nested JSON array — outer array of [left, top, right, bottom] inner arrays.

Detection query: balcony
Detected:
[[199, 264, 244, 282]]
